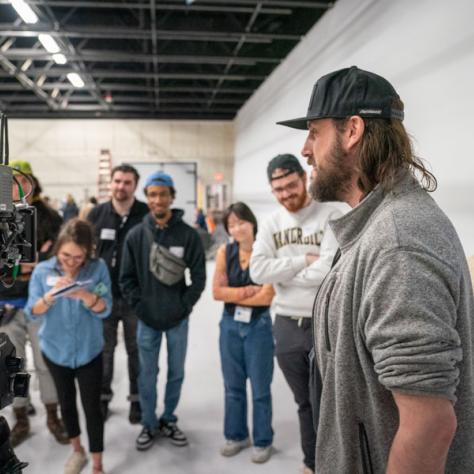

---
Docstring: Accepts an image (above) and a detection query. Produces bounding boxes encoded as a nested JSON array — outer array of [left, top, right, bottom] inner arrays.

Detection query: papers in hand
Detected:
[[50, 279, 93, 297]]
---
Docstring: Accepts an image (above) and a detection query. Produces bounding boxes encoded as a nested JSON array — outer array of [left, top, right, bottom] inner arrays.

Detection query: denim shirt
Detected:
[[24, 257, 112, 368]]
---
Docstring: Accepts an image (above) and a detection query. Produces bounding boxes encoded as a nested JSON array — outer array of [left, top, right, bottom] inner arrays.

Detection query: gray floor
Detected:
[[8, 262, 303, 473]]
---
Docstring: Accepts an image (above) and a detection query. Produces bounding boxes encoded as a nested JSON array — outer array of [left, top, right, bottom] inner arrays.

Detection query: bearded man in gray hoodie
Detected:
[[278, 66, 474, 474]]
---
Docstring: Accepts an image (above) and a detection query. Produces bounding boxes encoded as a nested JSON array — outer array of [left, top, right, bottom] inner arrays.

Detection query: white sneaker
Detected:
[[251, 445, 272, 463], [220, 438, 251, 457], [64, 450, 88, 474]]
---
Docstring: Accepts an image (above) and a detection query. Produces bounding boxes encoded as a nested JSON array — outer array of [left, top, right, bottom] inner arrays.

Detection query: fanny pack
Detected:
[[144, 227, 186, 286]]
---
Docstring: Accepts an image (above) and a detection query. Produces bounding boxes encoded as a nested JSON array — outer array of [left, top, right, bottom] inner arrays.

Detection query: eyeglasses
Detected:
[[59, 251, 85, 264], [271, 178, 302, 196]]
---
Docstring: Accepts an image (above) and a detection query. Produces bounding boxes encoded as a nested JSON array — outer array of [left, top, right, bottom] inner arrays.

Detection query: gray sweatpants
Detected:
[[274, 315, 316, 471], [0, 309, 58, 408]]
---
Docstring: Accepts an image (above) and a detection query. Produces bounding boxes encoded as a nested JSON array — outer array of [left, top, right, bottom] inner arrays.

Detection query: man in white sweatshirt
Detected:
[[250, 154, 346, 474]]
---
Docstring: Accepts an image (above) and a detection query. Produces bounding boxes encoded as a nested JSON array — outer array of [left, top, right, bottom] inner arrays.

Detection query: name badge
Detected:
[[46, 275, 59, 287], [100, 228, 116, 240], [234, 306, 252, 323], [169, 246, 184, 258]]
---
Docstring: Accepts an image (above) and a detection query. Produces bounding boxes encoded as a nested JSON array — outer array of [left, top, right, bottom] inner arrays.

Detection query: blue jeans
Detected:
[[137, 318, 189, 431], [219, 310, 274, 447]]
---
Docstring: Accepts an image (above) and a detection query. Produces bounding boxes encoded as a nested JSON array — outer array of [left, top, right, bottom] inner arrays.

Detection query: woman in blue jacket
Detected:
[[25, 219, 112, 474]]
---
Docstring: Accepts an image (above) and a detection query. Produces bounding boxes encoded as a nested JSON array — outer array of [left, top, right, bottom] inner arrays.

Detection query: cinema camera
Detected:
[[0, 112, 34, 473]]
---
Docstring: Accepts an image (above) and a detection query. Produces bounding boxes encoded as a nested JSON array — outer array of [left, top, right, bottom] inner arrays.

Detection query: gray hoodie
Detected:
[[313, 172, 474, 473]]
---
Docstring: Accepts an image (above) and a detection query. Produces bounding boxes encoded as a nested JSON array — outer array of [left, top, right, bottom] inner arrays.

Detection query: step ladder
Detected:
[[97, 149, 112, 202]]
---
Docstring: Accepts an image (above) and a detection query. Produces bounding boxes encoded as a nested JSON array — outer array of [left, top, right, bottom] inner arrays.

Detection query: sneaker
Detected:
[[129, 401, 141, 425], [64, 450, 88, 474], [220, 438, 251, 457], [136, 427, 155, 451], [251, 445, 273, 464], [159, 420, 188, 446]]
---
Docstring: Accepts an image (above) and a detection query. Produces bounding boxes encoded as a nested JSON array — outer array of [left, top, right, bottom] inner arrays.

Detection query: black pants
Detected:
[[102, 297, 139, 402], [43, 353, 104, 453], [274, 315, 316, 471]]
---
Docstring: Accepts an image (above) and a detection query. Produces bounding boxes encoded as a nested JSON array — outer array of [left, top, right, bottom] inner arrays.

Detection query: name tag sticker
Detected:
[[169, 246, 184, 258], [234, 306, 252, 323], [100, 228, 116, 241], [46, 276, 59, 287]]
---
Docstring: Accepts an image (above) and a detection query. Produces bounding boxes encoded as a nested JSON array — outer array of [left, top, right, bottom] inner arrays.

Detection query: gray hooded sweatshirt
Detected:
[[313, 172, 474, 473]]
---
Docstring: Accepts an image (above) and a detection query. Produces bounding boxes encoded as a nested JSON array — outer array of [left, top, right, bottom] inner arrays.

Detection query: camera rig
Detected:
[[0, 112, 33, 473]]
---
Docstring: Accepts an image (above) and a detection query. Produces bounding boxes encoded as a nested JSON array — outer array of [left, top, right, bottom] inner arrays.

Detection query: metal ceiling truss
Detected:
[[0, 0, 335, 119]]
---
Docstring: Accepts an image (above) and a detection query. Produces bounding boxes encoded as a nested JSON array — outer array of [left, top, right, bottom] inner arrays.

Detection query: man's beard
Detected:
[[309, 135, 353, 203], [112, 190, 131, 202], [280, 187, 308, 212]]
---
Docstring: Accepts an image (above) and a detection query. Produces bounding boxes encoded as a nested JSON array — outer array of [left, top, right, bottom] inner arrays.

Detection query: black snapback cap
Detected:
[[267, 154, 304, 182], [277, 66, 404, 130]]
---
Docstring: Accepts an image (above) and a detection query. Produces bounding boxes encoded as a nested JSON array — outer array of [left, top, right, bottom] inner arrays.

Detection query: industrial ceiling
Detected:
[[0, 0, 335, 119]]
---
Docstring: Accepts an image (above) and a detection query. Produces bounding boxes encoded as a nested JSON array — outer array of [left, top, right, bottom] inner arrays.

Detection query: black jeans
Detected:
[[43, 353, 104, 453], [101, 297, 139, 402], [274, 315, 316, 471]]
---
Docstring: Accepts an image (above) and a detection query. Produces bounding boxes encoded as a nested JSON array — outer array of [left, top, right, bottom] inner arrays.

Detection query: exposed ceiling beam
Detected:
[[0, 83, 254, 94], [0, 1, 293, 15], [34, 0, 111, 110], [0, 48, 59, 109], [5, 104, 237, 113], [2, 95, 245, 105], [3, 49, 282, 65], [150, 0, 159, 108], [0, 24, 301, 42], [0, 69, 266, 81]]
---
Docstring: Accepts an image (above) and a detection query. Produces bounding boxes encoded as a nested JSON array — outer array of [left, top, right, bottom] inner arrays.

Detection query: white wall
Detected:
[[234, 0, 474, 255], [8, 119, 234, 205]]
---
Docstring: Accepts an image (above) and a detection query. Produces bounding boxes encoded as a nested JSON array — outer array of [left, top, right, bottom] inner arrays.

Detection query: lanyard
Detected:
[[110, 214, 129, 268]]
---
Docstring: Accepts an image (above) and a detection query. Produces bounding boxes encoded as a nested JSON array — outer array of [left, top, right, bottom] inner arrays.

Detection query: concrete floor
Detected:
[[8, 262, 304, 474]]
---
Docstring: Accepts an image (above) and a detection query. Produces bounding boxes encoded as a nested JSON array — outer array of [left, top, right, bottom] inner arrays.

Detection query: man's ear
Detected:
[[344, 116, 365, 151]]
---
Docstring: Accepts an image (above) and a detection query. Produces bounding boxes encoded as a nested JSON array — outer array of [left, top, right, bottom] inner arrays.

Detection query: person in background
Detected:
[[213, 202, 275, 464], [79, 197, 98, 220], [194, 208, 208, 232], [250, 154, 346, 474], [0, 160, 67, 447], [120, 171, 206, 452], [88, 164, 148, 423], [25, 219, 112, 474], [62, 194, 79, 222]]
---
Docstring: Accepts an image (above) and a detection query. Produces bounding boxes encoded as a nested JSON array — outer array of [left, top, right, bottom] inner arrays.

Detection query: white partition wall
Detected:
[[8, 119, 234, 207], [234, 0, 474, 255]]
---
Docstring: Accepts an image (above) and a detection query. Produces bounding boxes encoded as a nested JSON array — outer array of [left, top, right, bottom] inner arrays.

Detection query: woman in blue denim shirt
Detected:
[[213, 202, 275, 464], [25, 219, 112, 474]]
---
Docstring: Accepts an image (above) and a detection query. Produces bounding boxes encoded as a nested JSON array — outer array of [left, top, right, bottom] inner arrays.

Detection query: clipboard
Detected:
[[50, 279, 93, 297]]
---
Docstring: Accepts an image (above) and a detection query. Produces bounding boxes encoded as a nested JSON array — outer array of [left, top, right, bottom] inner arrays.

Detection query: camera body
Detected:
[[0, 334, 29, 411]]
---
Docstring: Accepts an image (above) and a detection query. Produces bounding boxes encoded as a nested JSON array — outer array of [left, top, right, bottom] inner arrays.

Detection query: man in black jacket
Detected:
[[88, 164, 148, 424], [120, 170, 206, 451]]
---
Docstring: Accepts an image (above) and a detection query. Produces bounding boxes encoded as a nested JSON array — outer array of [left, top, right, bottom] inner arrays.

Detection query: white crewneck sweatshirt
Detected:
[[250, 199, 348, 317]]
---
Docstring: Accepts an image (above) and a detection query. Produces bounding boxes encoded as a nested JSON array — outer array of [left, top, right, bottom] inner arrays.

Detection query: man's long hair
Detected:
[[334, 99, 437, 195]]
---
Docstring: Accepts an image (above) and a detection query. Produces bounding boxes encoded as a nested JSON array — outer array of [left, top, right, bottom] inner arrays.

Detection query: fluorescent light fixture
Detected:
[[51, 87, 59, 99], [10, 0, 38, 24], [67, 72, 85, 88], [21, 58, 32, 71], [38, 34, 60, 53], [36, 73, 46, 87], [52, 53, 67, 64]]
